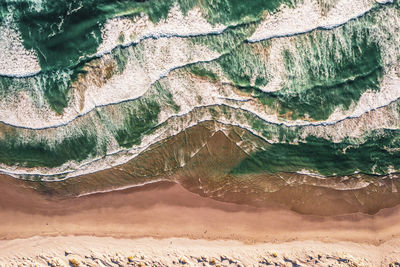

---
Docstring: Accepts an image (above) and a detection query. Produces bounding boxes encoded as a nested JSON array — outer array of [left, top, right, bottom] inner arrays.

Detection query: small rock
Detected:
[[68, 259, 80, 267], [209, 257, 217, 265], [179, 257, 188, 264]]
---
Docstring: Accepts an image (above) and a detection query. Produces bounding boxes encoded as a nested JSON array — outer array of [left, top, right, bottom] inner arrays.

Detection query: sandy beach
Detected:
[[0, 0, 399, 265], [0, 173, 400, 265], [2, 236, 400, 266], [0, 176, 399, 244]]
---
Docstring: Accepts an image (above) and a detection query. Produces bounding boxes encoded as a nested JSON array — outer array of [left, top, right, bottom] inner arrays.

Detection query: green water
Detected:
[[0, 0, 398, 177], [114, 80, 179, 148], [0, 0, 385, 115], [0, 131, 97, 168], [190, 23, 257, 54], [218, 42, 270, 87], [0, 0, 283, 113], [232, 129, 400, 176], [0, 0, 291, 72], [115, 100, 161, 148], [0, 69, 72, 114], [0, 76, 182, 168], [188, 65, 219, 82], [189, 0, 295, 25], [208, 9, 384, 120], [274, 27, 383, 120]]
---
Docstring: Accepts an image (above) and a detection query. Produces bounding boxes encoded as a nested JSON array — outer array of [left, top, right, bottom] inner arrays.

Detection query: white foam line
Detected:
[[95, 30, 228, 58], [76, 179, 165, 197], [1, 72, 400, 179], [1, 65, 400, 178], [0, 71, 42, 78], [96, 3, 226, 55], [0, 104, 398, 181], [0, 109, 269, 180], [247, 0, 389, 43], [0, 1, 391, 128], [0, 18, 41, 77], [2, 71, 399, 132], [295, 170, 326, 178], [0, 2, 398, 178], [0, 50, 224, 130]]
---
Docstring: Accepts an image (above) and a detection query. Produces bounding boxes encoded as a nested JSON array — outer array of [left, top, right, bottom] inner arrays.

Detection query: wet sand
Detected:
[[2, 173, 400, 265], [0, 173, 400, 245]]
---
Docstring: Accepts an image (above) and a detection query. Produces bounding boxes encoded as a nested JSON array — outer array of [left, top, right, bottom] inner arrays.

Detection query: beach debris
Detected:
[[209, 257, 217, 265], [284, 256, 300, 267], [38, 255, 65, 267], [64, 251, 72, 256], [220, 254, 236, 264], [110, 256, 121, 264], [128, 255, 135, 262], [68, 258, 80, 267], [178, 256, 188, 264], [259, 257, 271, 265]]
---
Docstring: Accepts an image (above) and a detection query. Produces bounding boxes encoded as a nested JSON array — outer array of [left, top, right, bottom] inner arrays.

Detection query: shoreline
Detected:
[[1, 177, 400, 265], [0, 177, 400, 245]]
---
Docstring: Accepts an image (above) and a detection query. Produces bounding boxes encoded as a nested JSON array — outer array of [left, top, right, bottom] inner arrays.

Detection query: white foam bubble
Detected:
[[97, 3, 226, 55], [248, 0, 377, 42], [0, 20, 41, 77]]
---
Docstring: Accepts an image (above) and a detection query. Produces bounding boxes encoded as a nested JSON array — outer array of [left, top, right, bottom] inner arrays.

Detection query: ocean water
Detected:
[[0, 0, 399, 187]]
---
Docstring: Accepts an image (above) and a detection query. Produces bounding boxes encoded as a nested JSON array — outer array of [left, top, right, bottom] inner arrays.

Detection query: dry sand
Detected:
[[1, 176, 400, 265], [2, 236, 400, 266]]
